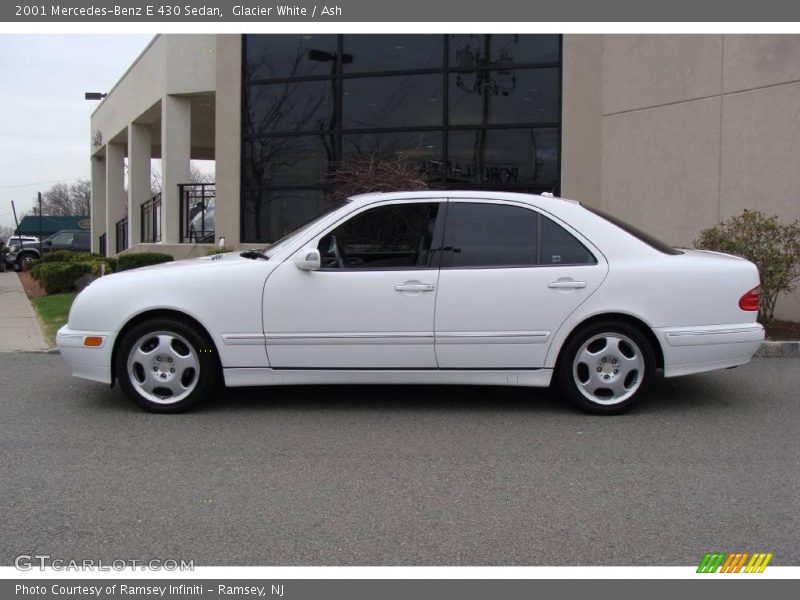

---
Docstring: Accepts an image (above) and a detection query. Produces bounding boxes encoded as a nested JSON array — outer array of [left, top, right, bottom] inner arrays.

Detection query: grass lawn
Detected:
[[31, 292, 76, 346]]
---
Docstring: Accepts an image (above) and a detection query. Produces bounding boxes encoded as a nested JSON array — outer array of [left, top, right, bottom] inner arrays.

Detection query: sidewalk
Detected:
[[0, 271, 49, 352]]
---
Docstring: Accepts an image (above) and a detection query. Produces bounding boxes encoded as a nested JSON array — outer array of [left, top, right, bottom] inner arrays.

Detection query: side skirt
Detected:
[[223, 368, 553, 388]]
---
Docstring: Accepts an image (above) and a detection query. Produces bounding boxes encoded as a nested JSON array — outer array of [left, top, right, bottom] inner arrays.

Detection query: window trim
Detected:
[[438, 199, 598, 270], [311, 199, 446, 272]]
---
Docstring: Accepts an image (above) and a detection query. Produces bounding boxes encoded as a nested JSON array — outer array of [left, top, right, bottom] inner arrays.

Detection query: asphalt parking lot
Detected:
[[1, 353, 798, 566]]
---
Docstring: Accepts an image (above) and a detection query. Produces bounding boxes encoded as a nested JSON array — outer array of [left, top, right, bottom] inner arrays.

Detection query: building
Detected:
[[89, 34, 800, 319]]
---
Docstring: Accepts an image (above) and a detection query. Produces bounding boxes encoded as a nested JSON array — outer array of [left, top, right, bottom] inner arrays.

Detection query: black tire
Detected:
[[556, 320, 656, 415], [114, 317, 219, 413], [17, 252, 38, 271]]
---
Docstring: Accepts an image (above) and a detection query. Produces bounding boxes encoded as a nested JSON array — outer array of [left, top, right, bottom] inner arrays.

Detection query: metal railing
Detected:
[[179, 182, 215, 243], [98, 233, 106, 257], [115, 217, 128, 254], [140, 193, 162, 243]]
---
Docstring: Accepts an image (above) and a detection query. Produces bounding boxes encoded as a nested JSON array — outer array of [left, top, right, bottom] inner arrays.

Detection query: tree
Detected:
[[329, 153, 429, 202], [40, 179, 91, 216]]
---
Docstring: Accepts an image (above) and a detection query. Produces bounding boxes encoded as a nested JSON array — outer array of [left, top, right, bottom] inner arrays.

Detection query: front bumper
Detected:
[[655, 322, 765, 378], [56, 326, 117, 384]]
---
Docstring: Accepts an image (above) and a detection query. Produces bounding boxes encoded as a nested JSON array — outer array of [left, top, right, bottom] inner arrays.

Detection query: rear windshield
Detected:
[[585, 206, 683, 255]]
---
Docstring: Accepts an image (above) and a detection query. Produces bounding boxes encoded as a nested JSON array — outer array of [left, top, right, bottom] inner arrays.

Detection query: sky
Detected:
[[0, 34, 154, 228]]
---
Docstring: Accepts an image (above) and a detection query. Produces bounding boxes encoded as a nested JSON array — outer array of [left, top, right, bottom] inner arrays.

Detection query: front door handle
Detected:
[[547, 280, 587, 289], [394, 282, 436, 292]]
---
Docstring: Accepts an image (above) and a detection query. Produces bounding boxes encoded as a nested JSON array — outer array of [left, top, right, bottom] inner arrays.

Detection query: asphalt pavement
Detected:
[[1, 352, 798, 566]]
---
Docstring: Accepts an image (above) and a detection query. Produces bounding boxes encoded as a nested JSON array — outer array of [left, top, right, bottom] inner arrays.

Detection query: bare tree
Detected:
[[329, 153, 429, 202], [150, 163, 215, 195], [40, 179, 91, 216]]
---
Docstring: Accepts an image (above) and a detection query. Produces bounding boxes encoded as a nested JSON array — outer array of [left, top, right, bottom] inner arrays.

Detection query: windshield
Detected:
[[262, 201, 348, 257]]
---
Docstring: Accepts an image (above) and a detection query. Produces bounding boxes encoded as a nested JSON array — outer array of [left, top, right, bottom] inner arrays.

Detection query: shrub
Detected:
[[37, 262, 94, 295], [30, 255, 116, 280], [40, 250, 94, 263], [206, 246, 234, 255], [694, 210, 800, 323], [117, 252, 174, 271]]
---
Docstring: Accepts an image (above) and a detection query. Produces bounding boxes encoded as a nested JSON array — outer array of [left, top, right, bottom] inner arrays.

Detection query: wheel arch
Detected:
[[553, 312, 665, 372], [110, 308, 221, 385]]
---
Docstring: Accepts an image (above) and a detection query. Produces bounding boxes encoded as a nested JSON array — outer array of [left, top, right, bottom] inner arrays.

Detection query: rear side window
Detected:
[[585, 205, 683, 255], [440, 202, 596, 268]]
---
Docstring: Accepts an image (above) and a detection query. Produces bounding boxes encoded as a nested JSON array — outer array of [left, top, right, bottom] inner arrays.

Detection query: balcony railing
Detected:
[[140, 193, 162, 243], [115, 217, 128, 254], [179, 182, 215, 243], [98, 233, 106, 257]]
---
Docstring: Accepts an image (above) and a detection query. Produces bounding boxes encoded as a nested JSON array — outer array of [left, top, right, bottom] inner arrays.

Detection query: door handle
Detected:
[[394, 283, 436, 292], [547, 280, 587, 289]]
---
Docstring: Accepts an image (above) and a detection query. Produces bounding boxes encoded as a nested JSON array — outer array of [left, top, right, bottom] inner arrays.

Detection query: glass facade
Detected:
[[241, 34, 562, 243]]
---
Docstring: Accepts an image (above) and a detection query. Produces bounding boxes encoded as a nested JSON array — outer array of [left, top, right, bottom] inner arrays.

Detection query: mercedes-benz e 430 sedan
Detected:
[[58, 191, 764, 414]]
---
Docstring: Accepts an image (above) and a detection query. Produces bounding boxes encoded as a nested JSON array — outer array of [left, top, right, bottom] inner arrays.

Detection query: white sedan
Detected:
[[57, 191, 764, 414]]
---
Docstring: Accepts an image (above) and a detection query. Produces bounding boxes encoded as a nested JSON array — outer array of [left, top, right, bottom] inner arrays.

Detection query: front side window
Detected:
[[50, 232, 74, 246], [318, 203, 440, 269], [441, 202, 595, 268]]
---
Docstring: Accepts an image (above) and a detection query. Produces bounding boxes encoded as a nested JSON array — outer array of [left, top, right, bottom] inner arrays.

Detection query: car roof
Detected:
[[346, 190, 580, 211]]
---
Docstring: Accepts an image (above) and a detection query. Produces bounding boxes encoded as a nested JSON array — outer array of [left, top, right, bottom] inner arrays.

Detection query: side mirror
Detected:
[[294, 247, 321, 271], [45, 240, 53, 246]]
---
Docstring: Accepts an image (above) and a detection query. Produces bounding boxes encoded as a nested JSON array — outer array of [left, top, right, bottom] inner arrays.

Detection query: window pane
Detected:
[[343, 35, 444, 73], [319, 203, 439, 269], [245, 35, 339, 81], [447, 128, 559, 189], [342, 131, 444, 182], [442, 203, 539, 268], [343, 74, 442, 129], [242, 189, 337, 243], [244, 81, 334, 134], [448, 68, 560, 126], [540, 215, 595, 265], [449, 34, 560, 68], [243, 135, 335, 188]]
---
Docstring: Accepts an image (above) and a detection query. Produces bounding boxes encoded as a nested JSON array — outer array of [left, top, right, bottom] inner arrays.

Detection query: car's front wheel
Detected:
[[556, 320, 655, 414], [114, 317, 218, 412]]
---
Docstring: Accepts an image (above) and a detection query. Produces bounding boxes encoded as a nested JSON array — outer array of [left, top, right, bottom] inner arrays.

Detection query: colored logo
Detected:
[[697, 552, 773, 573]]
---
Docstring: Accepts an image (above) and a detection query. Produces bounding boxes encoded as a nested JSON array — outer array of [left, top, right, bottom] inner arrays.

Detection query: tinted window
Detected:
[[539, 215, 595, 265], [244, 81, 334, 134], [448, 68, 560, 126], [343, 74, 442, 129], [243, 189, 338, 243], [319, 203, 439, 269], [343, 35, 444, 73], [584, 205, 682, 255], [442, 203, 538, 267], [245, 35, 339, 81], [442, 203, 595, 268], [448, 128, 558, 189], [449, 34, 560, 67]]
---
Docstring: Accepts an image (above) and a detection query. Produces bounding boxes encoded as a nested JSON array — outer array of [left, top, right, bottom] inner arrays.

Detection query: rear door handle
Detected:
[[547, 280, 587, 289], [395, 283, 436, 292]]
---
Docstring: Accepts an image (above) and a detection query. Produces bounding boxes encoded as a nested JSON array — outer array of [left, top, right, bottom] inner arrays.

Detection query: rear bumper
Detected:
[[655, 323, 764, 378], [56, 326, 116, 384]]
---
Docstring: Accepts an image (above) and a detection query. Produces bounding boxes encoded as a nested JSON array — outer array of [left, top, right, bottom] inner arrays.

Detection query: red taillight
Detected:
[[739, 286, 760, 311]]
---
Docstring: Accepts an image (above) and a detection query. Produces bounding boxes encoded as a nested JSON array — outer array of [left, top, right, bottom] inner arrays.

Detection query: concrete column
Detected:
[[214, 35, 242, 246], [90, 155, 107, 254], [128, 123, 152, 245], [105, 142, 126, 255], [161, 95, 192, 243]]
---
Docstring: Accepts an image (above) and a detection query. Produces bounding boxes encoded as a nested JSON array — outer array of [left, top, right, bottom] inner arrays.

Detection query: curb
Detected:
[[756, 341, 800, 358]]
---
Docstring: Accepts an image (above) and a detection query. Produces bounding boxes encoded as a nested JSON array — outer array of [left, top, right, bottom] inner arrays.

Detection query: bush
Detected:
[[694, 210, 800, 323], [37, 262, 94, 295], [40, 250, 94, 263], [206, 246, 234, 255], [117, 252, 174, 271], [30, 254, 116, 280]]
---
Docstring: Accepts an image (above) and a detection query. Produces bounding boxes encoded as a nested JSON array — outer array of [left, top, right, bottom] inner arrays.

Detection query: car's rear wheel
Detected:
[[114, 317, 218, 413], [557, 320, 655, 414]]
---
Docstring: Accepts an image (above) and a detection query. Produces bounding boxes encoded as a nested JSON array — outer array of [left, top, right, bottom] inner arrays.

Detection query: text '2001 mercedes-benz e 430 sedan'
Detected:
[[58, 191, 764, 414]]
